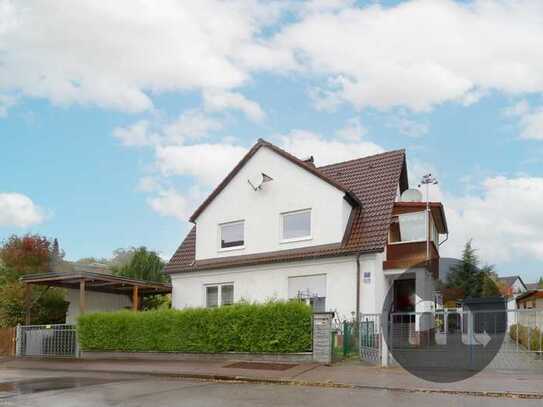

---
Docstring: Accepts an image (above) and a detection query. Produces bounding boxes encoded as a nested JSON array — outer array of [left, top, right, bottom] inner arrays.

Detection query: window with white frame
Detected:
[[281, 209, 311, 241], [219, 221, 244, 249], [205, 283, 234, 307]]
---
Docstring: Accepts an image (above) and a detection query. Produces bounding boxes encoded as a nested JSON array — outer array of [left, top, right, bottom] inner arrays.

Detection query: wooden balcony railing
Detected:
[[383, 241, 439, 276]]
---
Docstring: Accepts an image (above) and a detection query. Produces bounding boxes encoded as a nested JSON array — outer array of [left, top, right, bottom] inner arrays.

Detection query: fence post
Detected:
[[342, 320, 349, 356], [313, 312, 335, 364], [381, 313, 389, 367], [15, 324, 22, 357]]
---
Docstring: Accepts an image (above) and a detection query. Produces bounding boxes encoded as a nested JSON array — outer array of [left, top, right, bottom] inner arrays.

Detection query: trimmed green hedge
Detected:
[[78, 301, 312, 353]]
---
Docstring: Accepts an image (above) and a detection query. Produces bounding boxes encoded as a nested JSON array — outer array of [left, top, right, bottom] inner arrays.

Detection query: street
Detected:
[[0, 369, 540, 407]]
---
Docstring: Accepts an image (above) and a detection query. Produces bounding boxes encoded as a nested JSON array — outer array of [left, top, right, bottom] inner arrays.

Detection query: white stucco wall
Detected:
[[194, 146, 352, 260], [171, 254, 383, 321], [65, 289, 132, 324], [359, 251, 387, 315]]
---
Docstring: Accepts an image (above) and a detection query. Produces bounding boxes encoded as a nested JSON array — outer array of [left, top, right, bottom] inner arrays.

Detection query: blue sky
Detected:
[[1, 0, 543, 282]]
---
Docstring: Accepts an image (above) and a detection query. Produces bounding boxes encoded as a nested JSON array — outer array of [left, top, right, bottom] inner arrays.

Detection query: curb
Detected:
[[2, 363, 542, 399]]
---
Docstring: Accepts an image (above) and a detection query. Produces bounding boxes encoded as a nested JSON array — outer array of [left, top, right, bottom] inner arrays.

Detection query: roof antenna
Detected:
[[248, 173, 274, 191]]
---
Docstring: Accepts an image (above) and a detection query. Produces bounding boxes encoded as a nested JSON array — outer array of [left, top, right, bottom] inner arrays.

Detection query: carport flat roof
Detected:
[[21, 271, 171, 295]]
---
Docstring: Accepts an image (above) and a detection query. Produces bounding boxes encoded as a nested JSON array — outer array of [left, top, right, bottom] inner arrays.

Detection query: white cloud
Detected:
[[0, 192, 44, 227], [203, 89, 265, 121], [388, 115, 429, 138], [505, 100, 543, 140], [147, 188, 192, 221], [156, 143, 248, 186], [113, 110, 222, 148], [113, 120, 155, 147], [0, 0, 284, 112], [0, 94, 16, 117], [441, 176, 543, 263], [278, 127, 383, 166], [273, 0, 543, 111], [136, 176, 162, 193], [519, 110, 543, 140], [162, 110, 222, 144], [4, 1, 543, 115], [335, 117, 367, 141]]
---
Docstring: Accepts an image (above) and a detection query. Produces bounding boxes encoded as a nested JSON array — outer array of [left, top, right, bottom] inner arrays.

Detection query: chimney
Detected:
[[303, 155, 315, 167]]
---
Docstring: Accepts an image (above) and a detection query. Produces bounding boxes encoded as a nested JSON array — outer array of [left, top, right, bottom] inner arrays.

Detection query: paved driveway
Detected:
[[0, 368, 541, 407]]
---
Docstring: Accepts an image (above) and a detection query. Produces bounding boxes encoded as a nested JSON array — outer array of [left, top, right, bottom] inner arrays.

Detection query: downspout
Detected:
[[356, 252, 363, 327]]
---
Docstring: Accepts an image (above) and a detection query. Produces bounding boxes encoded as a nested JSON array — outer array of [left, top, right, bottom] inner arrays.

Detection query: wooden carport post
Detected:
[[132, 286, 139, 311], [24, 283, 32, 325], [79, 279, 86, 316]]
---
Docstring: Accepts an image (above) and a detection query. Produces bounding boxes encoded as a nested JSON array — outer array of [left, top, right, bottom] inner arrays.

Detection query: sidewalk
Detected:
[[1, 357, 542, 398]]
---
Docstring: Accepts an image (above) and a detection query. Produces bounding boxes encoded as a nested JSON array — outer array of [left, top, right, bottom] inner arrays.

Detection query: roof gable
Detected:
[[189, 139, 360, 223], [499, 275, 527, 290], [165, 145, 406, 274]]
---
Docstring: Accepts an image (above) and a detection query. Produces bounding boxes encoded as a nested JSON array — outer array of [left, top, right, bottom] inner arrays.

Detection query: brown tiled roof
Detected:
[[165, 143, 407, 274]]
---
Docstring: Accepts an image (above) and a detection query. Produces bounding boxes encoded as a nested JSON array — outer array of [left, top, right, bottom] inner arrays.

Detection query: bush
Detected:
[[78, 301, 312, 353], [510, 323, 543, 352]]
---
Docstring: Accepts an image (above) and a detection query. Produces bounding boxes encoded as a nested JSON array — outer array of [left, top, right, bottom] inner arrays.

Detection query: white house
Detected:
[[165, 139, 448, 328]]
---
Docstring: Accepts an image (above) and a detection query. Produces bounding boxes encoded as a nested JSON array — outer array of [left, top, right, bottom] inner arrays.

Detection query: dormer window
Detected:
[[219, 220, 244, 250], [281, 209, 311, 242]]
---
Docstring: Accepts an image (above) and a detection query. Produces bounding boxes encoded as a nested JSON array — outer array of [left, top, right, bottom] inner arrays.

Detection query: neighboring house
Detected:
[[516, 290, 543, 329], [498, 275, 527, 317], [498, 275, 527, 298], [165, 139, 448, 328], [516, 290, 543, 310], [525, 282, 541, 291]]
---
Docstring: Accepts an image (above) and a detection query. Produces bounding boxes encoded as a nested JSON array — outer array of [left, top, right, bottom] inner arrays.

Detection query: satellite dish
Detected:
[[400, 188, 423, 202], [248, 173, 274, 191]]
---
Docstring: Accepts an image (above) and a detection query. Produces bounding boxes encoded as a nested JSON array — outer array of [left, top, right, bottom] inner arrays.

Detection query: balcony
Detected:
[[383, 241, 439, 276], [383, 202, 447, 276]]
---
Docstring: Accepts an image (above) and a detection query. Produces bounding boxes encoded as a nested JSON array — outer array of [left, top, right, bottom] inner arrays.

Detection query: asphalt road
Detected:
[[0, 369, 540, 407]]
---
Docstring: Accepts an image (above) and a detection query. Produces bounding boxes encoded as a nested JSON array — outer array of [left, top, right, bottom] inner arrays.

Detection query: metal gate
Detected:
[[360, 309, 543, 370], [359, 314, 382, 365], [17, 324, 78, 358]]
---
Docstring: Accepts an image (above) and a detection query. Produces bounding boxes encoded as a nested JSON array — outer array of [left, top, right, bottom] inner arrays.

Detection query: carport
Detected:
[[17, 271, 171, 358], [21, 270, 172, 323]]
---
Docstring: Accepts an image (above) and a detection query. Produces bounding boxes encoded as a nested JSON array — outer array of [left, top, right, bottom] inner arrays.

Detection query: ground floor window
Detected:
[[205, 283, 234, 307]]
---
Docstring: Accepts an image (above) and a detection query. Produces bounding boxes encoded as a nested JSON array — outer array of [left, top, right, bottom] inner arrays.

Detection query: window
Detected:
[[398, 212, 426, 242], [220, 221, 244, 249], [221, 285, 234, 306], [205, 284, 234, 307], [206, 286, 219, 308], [282, 209, 311, 241]]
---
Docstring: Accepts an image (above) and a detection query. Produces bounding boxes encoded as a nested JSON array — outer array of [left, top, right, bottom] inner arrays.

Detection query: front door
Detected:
[[394, 278, 415, 313]]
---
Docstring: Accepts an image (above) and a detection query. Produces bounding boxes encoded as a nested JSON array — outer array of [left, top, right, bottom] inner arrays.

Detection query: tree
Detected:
[[0, 234, 51, 276], [446, 240, 500, 298], [111, 247, 167, 283], [538, 277, 543, 289], [110, 247, 169, 310], [0, 234, 68, 326]]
